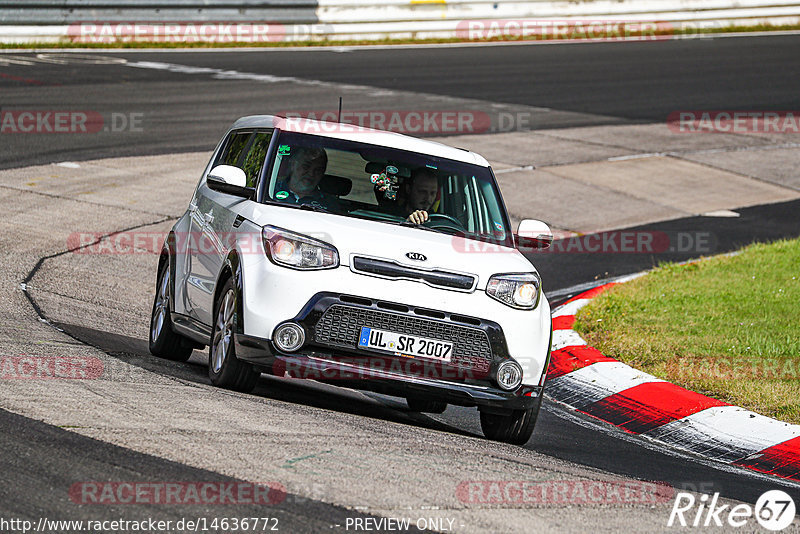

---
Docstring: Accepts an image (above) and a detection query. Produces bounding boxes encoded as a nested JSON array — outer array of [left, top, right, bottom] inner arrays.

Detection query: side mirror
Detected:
[[515, 219, 553, 250], [206, 165, 254, 198]]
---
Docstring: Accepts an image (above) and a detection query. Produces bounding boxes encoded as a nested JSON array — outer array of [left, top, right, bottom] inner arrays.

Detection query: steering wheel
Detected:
[[423, 213, 466, 234]]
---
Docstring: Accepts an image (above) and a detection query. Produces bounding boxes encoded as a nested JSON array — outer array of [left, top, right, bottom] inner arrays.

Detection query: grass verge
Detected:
[[574, 238, 800, 424], [2, 22, 800, 49]]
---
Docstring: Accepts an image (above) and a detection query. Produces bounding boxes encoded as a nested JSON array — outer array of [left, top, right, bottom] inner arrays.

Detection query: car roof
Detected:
[[231, 115, 490, 168]]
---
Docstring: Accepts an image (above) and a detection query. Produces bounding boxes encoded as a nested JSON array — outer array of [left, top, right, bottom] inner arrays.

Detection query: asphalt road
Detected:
[[0, 407, 386, 531], [1, 34, 800, 169], [2, 36, 800, 532], [119, 35, 800, 120], [533, 197, 800, 298]]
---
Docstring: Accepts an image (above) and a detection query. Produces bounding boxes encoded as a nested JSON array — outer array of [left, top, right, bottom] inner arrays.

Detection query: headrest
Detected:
[[319, 174, 352, 196]]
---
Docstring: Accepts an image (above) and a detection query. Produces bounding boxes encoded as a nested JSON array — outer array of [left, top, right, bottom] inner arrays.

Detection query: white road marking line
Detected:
[[124, 59, 400, 96], [607, 153, 661, 161], [493, 165, 535, 174], [701, 209, 740, 217]]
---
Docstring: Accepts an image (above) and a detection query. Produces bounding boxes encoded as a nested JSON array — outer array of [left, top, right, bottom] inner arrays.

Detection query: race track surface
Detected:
[[2, 36, 800, 532]]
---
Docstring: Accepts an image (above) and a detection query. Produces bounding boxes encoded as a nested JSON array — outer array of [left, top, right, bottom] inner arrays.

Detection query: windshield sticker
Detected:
[[371, 171, 399, 200], [494, 222, 504, 232], [275, 191, 290, 200], [278, 145, 291, 156]]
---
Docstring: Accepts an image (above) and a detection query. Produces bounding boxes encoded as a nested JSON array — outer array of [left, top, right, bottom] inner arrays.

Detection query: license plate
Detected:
[[358, 327, 453, 363]]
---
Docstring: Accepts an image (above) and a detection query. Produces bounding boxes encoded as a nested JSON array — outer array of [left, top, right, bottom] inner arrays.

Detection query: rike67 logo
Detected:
[[668, 490, 796, 531]]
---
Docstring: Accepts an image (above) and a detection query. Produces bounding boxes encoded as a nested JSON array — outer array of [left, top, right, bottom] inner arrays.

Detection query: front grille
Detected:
[[351, 256, 476, 291], [313, 304, 492, 373]]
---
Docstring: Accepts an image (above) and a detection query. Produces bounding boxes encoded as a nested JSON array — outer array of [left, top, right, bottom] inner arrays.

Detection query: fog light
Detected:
[[496, 361, 523, 391], [273, 322, 305, 352]]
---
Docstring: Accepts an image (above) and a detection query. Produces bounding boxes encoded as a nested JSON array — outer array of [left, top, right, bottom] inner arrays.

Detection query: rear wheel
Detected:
[[208, 278, 259, 393], [479, 395, 543, 445], [149, 259, 193, 362], [406, 397, 447, 414]]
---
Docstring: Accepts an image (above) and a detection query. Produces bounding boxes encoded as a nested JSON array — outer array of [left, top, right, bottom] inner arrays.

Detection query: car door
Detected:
[[187, 129, 273, 327]]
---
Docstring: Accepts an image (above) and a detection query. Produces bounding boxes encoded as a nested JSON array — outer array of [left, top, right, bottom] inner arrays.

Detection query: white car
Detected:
[[149, 115, 554, 444]]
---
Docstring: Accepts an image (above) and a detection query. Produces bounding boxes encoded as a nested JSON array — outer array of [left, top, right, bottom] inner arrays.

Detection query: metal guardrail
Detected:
[[1, 0, 799, 43], [0, 1, 320, 24]]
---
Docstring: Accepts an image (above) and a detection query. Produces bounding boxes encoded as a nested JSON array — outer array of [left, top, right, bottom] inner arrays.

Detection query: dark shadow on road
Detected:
[[537, 198, 800, 302], [56, 322, 478, 440]]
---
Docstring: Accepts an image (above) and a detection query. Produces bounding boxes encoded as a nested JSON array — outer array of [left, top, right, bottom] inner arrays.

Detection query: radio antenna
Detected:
[[337, 97, 343, 123]]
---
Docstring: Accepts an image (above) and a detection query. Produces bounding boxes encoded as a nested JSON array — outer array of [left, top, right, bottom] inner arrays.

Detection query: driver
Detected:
[[274, 146, 337, 209], [401, 167, 439, 225]]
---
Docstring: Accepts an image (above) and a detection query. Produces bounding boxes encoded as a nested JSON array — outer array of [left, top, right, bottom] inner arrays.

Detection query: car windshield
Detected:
[[263, 131, 513, 246]]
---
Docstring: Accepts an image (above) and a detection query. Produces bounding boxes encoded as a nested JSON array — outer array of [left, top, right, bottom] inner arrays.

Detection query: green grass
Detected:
[[2, 22, 799, 49], [574, 238, 800, 424]]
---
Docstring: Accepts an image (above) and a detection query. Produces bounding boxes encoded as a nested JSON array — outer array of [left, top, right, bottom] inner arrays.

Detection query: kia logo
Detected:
[[406, 252, 427, 262]]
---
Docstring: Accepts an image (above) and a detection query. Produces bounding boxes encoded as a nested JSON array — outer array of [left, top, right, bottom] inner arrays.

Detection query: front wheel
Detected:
[[479, 395, 543, 445], [149, 259, 193, 362], [208, 278, 260, 393]]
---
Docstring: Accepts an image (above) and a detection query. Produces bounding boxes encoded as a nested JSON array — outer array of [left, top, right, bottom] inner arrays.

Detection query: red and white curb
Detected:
[[546, 281, 800, 482]]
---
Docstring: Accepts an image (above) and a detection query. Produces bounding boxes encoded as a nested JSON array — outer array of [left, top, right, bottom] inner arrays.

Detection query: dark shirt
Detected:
[[373, 184, 414, 218]]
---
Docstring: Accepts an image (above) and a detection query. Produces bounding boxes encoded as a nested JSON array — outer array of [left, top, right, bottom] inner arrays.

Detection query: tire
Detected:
[[479, 395, 543, 445], [149, 258, 194, 362], [208, 277, 260, 393], [406, 397, 447, 414]]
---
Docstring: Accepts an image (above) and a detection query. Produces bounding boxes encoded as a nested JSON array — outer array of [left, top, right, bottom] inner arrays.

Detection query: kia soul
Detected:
[[150, 115, 554, 444]]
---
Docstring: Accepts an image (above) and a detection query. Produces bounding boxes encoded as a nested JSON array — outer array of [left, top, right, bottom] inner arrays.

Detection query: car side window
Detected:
[[241, 131, 273, 188], [218, 132, 251, 168]]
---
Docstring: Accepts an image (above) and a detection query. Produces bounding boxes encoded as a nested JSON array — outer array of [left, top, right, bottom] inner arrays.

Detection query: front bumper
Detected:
[[235, 292, 543, 411], [237, 333, 541, 410], [238, 252, 551, 386]]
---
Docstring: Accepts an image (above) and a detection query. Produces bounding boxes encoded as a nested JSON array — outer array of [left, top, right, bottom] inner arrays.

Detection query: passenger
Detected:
[[274, 147, 337, 208]]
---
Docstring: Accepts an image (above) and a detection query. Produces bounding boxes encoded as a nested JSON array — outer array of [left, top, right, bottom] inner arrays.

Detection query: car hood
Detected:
[[244, 204, 537, 291]]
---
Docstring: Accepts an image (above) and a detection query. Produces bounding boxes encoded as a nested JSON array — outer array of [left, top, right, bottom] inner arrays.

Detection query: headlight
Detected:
[[486, 273, 541, 309], [262, 226, 339, 270]]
